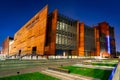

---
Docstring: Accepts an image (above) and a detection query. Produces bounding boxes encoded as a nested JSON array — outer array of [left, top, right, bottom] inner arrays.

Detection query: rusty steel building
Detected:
[[94, 22, 116, 57], [2, 36, 14, 57], [2, 5, 116, 58]]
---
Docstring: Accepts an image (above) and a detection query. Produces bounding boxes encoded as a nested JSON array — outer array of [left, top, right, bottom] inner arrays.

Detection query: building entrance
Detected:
[[18, 50, 21, 56], [32, 47, 36, 56]]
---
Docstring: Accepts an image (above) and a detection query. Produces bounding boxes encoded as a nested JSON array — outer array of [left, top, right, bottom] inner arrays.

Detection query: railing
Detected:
[[109, 62, 119, 80]]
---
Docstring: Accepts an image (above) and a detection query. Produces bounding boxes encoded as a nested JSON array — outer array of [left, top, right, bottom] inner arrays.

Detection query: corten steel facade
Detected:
[[78, 23, 95, 56], [2, 5, 116, 58], [2, 36, 13, 56], [94, 22, 116, 57], [10, 5, 48, 58]]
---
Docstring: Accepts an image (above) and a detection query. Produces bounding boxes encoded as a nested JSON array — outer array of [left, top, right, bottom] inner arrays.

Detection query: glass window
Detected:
[[62, 23, 65, 30], [60, 22, 62, 30], [58, 34, 62, 44], [56, 14, 77, 50], [62, 35, 64, 44], [57, 21, 60, 30], [56, 34, 59, 44]]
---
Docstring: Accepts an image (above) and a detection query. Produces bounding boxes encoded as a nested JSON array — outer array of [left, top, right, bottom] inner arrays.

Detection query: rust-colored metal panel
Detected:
[[46, 9, 58, 55], [94, 22, 116, 57], [2, 36, 13, 56], [98, 22, 109, 36], [2, 37, 9, 55], [78, 22, 84, 56], [10, 5, 48, 56], [94, 27, 100, 56], [73, 21, 80, 56]]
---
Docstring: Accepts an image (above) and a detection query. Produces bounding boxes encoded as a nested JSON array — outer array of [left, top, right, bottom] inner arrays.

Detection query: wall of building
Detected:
[[55, 14, 77, 56], [44, 12, 78, 56], [2, 36, 13, 56], [94, 27, 100, 56], [109, 27, 116, 57], [84, 25, 95, 56], [78, 22, 84, 56], [94, 22, 116, 57], [2, 37, 9, 55], [78, 23, 96, 56], [10, 5, 48, 56], [45, 9, 58, 56]]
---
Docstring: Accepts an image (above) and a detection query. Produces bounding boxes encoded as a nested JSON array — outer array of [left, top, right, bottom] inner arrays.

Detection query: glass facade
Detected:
[[100, 33, 106, 51], [56, 14, 77, 50], [84, 25, 95, 52], [109, 27, 116, 55]]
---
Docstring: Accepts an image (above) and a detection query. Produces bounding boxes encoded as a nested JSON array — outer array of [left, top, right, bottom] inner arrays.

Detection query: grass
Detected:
[[92, 63, 117, 67], [0, 72, 60, 80], [102, 59, 118, 63], [61, 66, 112, 80]]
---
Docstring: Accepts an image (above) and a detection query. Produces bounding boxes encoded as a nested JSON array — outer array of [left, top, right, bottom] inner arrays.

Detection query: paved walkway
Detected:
[[73, 64, 114, 70], [0, 61, 75, 78], [0, 66, 47, 78], [91, 62, 118, 64], [41, 69, 100, 80]]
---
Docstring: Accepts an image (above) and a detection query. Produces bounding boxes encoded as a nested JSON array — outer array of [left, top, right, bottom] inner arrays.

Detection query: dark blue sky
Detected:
[[0, 0, 120, 51]]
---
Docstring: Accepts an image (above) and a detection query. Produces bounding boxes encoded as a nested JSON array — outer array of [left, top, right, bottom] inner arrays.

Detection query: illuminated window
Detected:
[[107, 36, 111, 54], [56, 34, 59, 44], [58, 34, 61, 44], [62, 35, 64, 44]]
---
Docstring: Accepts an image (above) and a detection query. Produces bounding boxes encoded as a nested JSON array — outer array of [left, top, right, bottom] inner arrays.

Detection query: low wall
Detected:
[[109, 62, 119, 80]]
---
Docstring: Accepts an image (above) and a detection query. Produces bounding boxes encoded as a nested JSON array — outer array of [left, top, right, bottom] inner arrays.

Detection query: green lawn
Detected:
[[102, 59, 118, 63], [92, 63, 117, 67], [61, 66, 112, 80], [0, 72, 60, 80]]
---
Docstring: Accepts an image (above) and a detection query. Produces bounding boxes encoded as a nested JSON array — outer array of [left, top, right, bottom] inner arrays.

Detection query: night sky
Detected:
[[0, 0, 120, 51]]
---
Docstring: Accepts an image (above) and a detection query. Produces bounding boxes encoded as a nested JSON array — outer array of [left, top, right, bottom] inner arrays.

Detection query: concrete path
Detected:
[[0, 66, 47, 78], [91, 62, 118, 64], [41, 69, 100, 80], [73, 64, 114, 70], [0, 61, 75, 78]]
